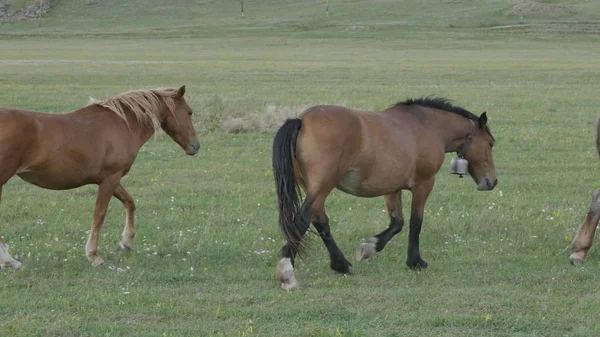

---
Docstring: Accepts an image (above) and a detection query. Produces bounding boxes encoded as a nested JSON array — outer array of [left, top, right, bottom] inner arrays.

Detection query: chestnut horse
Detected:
[[570, 118, 600, 266], [272, 97, 497, 290], [0, 86, 199, 270]]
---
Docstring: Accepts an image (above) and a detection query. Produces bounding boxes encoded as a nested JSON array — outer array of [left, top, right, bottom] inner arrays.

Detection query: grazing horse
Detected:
[[570, 118, 600, 266], [0, 86, 199, 269], [272, 97, 497, 290]]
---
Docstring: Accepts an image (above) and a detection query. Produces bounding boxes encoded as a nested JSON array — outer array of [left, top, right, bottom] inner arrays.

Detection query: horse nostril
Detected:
[[493, 179, 498, 187]]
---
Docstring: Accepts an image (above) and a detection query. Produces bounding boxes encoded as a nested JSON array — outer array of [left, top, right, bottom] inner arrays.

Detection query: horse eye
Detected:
[[188, 110, 193, 116]]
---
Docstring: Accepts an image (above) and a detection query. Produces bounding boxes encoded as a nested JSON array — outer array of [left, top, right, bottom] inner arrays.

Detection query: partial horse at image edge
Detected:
[[0, 86, 199, 270], [272, 97, 497, 290], [570, 117, 600, 266]]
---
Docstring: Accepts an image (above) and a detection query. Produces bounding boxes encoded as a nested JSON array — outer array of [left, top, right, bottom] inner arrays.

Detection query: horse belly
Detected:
[[17, 171, 93, 190], [337, 169, 402, 197]]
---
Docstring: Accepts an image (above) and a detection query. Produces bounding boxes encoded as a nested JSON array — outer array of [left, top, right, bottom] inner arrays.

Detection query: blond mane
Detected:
[[88, 88, 179, 131]]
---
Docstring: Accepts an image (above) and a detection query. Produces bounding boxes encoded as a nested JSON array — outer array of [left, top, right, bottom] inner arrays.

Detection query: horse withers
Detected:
[[570, 118, 600, 266], [0, 86, 199, 269], [272, 97, 497, 290]]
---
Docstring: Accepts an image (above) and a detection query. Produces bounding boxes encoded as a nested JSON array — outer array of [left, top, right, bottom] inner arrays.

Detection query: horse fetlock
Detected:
[[119, 235, 134, 253], [354, 238, 378, 261], [85, 245, 104, 267], [276, 258, 298, 291]]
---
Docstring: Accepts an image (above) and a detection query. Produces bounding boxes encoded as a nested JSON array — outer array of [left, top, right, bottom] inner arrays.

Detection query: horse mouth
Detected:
[[477, 178, 497, 191], [185, 142, 200, 155]]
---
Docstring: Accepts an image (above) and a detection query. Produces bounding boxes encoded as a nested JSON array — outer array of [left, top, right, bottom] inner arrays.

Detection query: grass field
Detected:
[[2, 1, 600, 336]]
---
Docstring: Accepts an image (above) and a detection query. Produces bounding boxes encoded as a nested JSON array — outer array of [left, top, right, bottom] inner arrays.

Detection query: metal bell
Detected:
[[449, 157, 469, 178]]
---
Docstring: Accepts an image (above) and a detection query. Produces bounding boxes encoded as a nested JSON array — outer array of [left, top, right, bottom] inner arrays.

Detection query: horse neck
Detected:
[[427, 110, 474, 153], [122, 109, 161, 148]]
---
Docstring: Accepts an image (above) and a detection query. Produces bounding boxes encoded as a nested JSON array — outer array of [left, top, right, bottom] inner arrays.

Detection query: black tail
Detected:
[[273, 118, 310, 255]]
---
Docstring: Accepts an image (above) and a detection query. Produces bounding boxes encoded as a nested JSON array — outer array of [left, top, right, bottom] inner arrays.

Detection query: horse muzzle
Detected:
[[185, 140, 200, 155], [477, 178, 498, 191]]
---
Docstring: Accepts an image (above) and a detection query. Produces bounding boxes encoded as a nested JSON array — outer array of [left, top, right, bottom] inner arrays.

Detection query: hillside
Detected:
[[1, 0, 600, 38]]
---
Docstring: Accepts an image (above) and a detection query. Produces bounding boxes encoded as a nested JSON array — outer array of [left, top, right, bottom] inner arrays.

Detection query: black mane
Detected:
[[395, 96, 479, 121]]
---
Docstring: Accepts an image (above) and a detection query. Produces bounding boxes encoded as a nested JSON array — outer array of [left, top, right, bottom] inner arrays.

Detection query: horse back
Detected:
[[297, 105, 418, 163], [295, 105, 429, 195], [0, 108, 39, 144]]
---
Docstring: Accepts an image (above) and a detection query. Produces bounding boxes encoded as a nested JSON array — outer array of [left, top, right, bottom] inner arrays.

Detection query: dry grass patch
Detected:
[[199, 96, 308, 133], [506, 0, 575, 17]]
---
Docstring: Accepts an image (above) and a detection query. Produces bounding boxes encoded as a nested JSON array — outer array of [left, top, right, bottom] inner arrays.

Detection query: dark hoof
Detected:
[[118, 242, 132, 253], [331, 259, 352, 274], [407, 257, 428, 270]]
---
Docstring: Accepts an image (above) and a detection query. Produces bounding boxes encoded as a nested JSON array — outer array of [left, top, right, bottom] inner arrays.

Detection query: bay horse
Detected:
[[272, 97, 497, 290], [0, 86, 199, 270], [570, 117, 600, 266]]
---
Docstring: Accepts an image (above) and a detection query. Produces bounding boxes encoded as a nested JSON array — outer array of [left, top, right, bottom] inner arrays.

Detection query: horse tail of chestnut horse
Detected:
[[272, 118, 307, 255]]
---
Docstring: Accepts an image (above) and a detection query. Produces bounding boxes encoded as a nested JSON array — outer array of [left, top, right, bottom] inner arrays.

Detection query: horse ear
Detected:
[[479, 112, 487, 127], [177, 85, 186, 98]]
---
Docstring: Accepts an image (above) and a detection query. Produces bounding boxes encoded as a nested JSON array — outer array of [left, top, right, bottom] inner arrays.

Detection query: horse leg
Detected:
[[311, 203, 352, 274], [275, 196, 313, 291], [0, 185, 22, 270], [406, 178, 435, 269], [570, 188, 600, 266], [113, 184, 136, 252], [85, 175, 121, 266], [355, 192, 404, 261]]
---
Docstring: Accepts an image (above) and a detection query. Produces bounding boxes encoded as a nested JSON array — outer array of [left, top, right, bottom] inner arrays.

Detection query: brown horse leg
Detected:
[[113, 184, 136, 252], [85, 175, 121, 267], [355, 192, 404, 261], [312, 206, 352, 274], [406, 178, 435, 269], [570, 189, 600, 266], [0, 185, 22, 270]]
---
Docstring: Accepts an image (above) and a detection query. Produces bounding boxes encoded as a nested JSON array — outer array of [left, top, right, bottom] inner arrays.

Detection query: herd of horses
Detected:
[[0, 86, 596, 290]]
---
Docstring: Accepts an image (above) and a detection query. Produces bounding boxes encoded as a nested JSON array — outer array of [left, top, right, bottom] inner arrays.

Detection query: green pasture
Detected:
[[1, 0, 600, 336]]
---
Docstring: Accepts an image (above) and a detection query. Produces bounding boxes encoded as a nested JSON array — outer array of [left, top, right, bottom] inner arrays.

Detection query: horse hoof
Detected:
[[331, 259, 352, 274], [10, 260, 23, 270], [118, 242, 132, 253], [355, 239, 377, 261], [276, 258, 299, 291], [280, 277, 299, 291], [90, 256, 105, 267], [569, 252, 586, 267], [407, 257, 428, 270]]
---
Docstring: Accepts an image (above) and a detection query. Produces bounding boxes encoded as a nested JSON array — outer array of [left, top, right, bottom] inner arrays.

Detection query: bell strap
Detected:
[[457, 119, 476, 158]]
